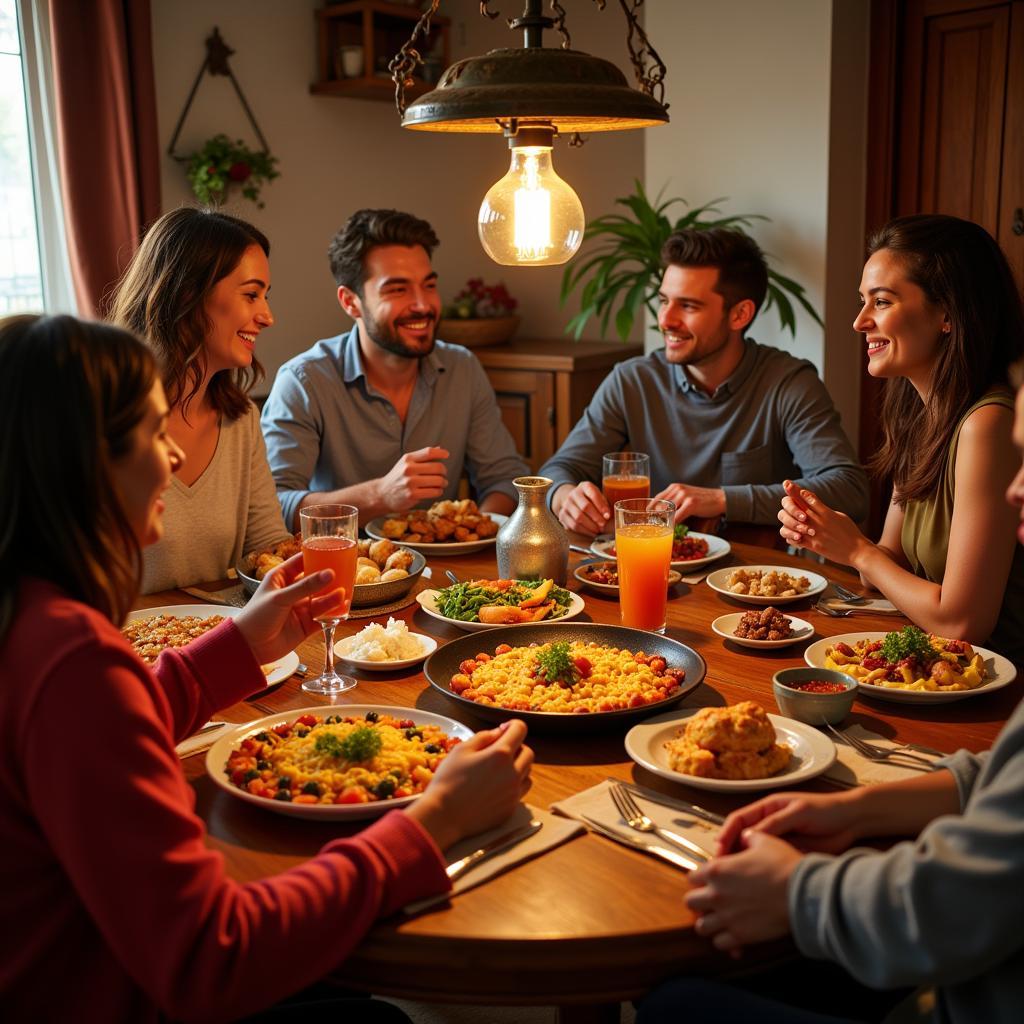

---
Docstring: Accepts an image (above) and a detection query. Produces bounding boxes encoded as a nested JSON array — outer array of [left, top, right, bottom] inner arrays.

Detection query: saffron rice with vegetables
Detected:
[[449, 640, 686, 714], [225, 711, 461, 805]]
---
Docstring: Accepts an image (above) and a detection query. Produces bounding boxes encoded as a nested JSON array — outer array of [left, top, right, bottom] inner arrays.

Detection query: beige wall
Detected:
[[645, 0, 869, 438], [151, 0, 646, 388]]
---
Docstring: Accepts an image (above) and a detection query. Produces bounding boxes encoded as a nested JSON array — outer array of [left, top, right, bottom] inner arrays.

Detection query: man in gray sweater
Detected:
[[541, 228, 868, 533]]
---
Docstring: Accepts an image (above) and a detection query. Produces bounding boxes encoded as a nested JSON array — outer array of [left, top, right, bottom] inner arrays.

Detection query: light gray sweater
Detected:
[[141, 404, 290, 594], [790, 697, 1024, 1023]]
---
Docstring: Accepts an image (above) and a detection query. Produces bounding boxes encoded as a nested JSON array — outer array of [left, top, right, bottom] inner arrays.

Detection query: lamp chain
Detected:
[[389, 0, 442, 117], [550, 1, 572, 49], [617, 0, 668, 108]]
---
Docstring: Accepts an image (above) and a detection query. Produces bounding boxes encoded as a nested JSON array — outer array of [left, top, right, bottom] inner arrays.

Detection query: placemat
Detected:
[[349, 587, 422, 619]]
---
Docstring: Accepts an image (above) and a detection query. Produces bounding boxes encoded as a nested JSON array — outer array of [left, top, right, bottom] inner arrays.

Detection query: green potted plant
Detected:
[[560, 180, 822, 342], [185, 134, 279, 209], [438, 278, 520, 348]]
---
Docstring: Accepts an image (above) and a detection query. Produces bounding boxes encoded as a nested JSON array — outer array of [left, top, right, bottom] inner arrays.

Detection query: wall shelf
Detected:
[[312, 1, 450, 102]]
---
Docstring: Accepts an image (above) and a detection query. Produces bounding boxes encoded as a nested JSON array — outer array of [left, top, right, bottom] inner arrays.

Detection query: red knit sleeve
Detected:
[[22, 639, 450, 1022]]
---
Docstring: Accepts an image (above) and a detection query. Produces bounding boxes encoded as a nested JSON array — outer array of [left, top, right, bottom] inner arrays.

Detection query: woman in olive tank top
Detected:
[[777, 214, 1024, 663]]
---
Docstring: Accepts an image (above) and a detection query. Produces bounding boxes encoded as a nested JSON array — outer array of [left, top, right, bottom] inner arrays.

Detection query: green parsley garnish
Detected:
[[673, 523, 690, 541], [881, 626, 935, 665], [314, 727, 383, 763], [535, 641, 578, 688]]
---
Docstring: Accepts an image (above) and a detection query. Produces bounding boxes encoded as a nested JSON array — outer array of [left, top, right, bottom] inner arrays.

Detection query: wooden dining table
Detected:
[[157, 534, 1021, 1024]]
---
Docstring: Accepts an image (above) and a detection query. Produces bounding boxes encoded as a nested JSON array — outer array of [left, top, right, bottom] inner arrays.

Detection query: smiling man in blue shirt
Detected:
[[541, 228, 868, 535], [261, 209, 528, 529]]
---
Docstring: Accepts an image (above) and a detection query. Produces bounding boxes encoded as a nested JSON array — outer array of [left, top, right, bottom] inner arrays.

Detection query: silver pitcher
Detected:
[[497, 476, 569, 584]]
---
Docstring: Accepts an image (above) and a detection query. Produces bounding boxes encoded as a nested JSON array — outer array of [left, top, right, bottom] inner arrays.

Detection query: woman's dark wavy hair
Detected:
[[0, 315, 156, 641], [106, 206, 269, 421], [869, 214, 1024, 504]]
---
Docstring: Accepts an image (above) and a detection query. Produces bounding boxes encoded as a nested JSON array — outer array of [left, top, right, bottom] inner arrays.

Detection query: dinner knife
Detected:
[[581, 815, 700, 872], [446, 819, 543, 881]]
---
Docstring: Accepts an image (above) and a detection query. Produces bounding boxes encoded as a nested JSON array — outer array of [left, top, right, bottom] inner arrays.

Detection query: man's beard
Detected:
[[363, 307, 436, 359]]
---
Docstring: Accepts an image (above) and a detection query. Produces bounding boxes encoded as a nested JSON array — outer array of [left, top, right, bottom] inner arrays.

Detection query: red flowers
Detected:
[[445, 278, 518, 318]]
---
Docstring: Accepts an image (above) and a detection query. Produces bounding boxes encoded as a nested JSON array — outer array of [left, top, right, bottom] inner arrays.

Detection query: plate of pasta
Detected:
[[123, 605, 299, 686], [803, 629, 1017, 704], [206, 705, 474, 819]]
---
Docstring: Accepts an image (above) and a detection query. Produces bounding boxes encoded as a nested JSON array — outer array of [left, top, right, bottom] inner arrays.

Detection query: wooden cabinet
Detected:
[[472, 338, 644, 472], [311, 1, 450, 102]]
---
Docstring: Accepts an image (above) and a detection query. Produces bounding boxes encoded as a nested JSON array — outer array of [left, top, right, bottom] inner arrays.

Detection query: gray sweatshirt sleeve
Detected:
[[261, 366, 322, 530], [539, 369, 629, 496], [242, 406, 293, 552], [789, 721, 1024, 989], [721, 363, 869, 525]]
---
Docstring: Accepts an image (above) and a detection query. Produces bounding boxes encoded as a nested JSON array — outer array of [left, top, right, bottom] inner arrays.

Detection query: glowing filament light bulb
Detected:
[[478, 128, 585, 267]]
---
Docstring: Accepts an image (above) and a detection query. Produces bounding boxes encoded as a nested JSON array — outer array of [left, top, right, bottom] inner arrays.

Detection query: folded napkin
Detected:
[[551, 779, 722, 860], [677, 568, 712, 585], [824, 724, 944, 787], [404, 804, 584, 914], [181, 584, 249, 608], [175, 720, 233, 759], [819, 596, 901, 614]]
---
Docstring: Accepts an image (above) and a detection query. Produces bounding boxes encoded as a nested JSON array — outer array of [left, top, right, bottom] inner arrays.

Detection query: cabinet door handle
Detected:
[[1013, 208, 1024, 236], [547, 406, 555, 426]]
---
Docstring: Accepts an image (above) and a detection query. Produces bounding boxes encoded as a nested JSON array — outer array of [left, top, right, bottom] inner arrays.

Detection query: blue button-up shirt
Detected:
[[261, 328, 529, 526]]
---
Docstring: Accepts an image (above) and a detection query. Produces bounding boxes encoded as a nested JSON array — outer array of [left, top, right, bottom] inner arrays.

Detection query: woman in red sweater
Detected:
[[0, 314, 533, 1022]]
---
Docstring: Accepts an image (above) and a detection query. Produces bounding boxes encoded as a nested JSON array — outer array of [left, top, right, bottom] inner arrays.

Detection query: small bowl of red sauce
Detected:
[[772, 667, 858, 725]]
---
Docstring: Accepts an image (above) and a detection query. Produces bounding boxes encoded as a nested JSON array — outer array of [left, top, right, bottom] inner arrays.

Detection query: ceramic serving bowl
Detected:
[[772, 667, 858, 725]]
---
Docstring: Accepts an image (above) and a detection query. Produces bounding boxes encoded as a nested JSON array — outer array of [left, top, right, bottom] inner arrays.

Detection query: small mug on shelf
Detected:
[[335, 45, 364, 79]]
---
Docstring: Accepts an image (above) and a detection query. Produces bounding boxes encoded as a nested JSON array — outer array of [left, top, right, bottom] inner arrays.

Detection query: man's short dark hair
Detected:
[[660, 228, 769, 317], [328, 209, 440, 293]]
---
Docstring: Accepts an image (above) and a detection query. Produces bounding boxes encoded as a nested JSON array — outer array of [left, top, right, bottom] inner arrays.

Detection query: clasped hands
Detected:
[[554, 479, 726, 535], [777, 479, 871, 566]]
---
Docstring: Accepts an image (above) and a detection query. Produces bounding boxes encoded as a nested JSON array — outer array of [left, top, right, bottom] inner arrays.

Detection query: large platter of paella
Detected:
[[423, 623, 705, 731], [804, 628, 1016, 704]]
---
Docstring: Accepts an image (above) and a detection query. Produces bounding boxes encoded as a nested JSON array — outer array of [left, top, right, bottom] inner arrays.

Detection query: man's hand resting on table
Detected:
[[371, 446, 449, 512]]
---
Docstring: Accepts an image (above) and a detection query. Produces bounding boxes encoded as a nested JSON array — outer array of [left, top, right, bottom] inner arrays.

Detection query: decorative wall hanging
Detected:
[[167, 28, 279, 208]]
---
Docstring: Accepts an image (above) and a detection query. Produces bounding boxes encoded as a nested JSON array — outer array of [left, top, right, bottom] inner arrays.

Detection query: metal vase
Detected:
[[496, 476, 569, 584]]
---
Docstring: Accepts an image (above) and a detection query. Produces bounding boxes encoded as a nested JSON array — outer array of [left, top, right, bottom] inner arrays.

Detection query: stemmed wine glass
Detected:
[[299, 503, 359, 696]]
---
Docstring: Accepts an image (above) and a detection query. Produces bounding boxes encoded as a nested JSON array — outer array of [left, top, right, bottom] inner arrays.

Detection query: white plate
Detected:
[[705, 565, 828, 605], [574, 560, 682, 594], [415, 588, 585, 632], [124, 604, 299, 687], [333, 630, 437, 670], [590, 530, 730, 571], [205, 704, 475, 820], [365, 513, 509, 555], [711, 613, 814, 649], [625, 707, 836, 792], [804, 631, 1018, 704]]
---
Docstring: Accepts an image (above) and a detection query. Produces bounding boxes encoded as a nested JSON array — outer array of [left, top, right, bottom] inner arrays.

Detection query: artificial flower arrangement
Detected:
[[185, 134, 279, 208], [443, 278, 518, 319]]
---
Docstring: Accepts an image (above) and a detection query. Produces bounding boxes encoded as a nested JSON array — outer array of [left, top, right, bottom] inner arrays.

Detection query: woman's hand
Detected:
[[777, 480, 871, 567], [233, 553, 339, 665], [716, 790, 864, 856], [408, 720, 534, 851], [685, 832, 801, 955]]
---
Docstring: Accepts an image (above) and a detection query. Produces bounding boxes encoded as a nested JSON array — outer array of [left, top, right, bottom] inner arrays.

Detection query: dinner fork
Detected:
[[831, 583, 868, 604], [824, 722, 935, 770], [609, 784, 709, 862], [815, 599, 855, 617]]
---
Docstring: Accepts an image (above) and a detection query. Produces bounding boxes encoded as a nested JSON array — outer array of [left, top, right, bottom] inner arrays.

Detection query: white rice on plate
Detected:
[[335, 618, 428, 662]]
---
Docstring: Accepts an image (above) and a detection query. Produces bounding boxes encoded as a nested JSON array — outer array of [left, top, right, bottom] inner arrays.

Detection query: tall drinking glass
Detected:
[[614, 498, 675, 633], [299, 504, 359, 695], [602, 452, 651, 507]]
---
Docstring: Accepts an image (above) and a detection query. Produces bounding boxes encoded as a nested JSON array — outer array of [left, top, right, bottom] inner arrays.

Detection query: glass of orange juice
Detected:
[[602, 452, 651, 507], [614, 497, 675, 633], [299, 503, 359, 695]]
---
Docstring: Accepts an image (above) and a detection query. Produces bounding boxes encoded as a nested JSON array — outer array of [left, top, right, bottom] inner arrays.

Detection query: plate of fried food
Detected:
[[574, 559, 682, 594], [706, 565, 827, 605], [416, 578, 583, 632], [236, 537, 425, 607], [625, 701, 836, 792], [122, 605, 300, 686], [711, 608, 814, 649], [365, 499, 507, 554], [804, 626, 1016, 704], [423, 622, 705, 731], [206, 705, 474, 820], [590, 526, 730, 571]]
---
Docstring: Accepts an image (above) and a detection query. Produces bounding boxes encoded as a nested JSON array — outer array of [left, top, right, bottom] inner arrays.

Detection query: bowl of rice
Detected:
[[333, 618, 437, 670]]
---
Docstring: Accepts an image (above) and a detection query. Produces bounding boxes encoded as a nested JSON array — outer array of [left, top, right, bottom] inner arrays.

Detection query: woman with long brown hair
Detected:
[[778, 214, 1024, 661], [0, 314, 532, 1021], [107, 206, 292, 593]]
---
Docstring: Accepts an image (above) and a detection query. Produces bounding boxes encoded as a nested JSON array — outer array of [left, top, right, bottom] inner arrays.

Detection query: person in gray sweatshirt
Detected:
[[639, 372, 1024, 1024]]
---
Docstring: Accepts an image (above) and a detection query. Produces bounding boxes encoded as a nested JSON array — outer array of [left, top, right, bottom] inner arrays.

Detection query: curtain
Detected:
[[47, 0, 160, 316]]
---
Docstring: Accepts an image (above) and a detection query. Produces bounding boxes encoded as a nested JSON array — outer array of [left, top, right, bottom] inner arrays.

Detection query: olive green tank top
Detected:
[[901, 393, 1024, 663]]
